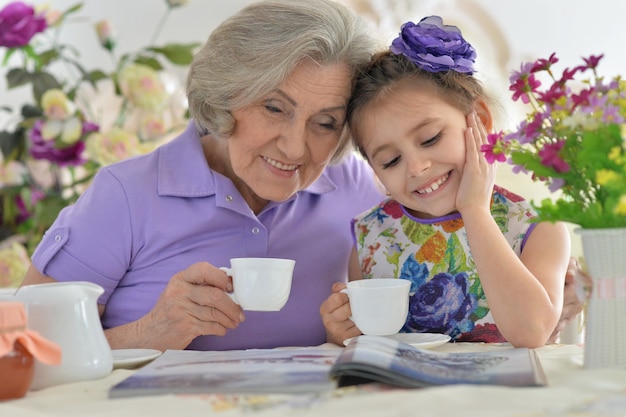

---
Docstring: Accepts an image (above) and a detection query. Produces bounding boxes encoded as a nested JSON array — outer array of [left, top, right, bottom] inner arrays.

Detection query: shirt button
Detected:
[[54, 235, 62, 242], [251, 227, 260, 234], [225, 195, 233, 202]]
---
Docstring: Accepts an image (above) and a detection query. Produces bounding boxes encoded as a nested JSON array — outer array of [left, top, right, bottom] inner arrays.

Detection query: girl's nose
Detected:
[[406, 152, 431, 177]]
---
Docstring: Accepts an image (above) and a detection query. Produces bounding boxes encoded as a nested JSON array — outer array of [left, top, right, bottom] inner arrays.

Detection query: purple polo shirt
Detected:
[[31, 123, 384, 350]]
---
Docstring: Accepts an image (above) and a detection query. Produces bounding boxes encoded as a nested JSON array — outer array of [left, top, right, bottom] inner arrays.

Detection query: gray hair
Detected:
[[186, 0, 377, 163]]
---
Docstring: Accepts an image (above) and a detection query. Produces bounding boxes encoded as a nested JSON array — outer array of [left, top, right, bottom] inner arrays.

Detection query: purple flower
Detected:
[[404, 272, 477, 338], [0, 2, 47, 48], [548, 178, 565, 193], [29, 119, 99, 166], [390, 16, 476, 74]]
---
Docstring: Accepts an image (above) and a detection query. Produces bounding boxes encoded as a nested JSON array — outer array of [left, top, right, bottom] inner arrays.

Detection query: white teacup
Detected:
[[341, 278, 410, 336], [220, 258, 295, 311]]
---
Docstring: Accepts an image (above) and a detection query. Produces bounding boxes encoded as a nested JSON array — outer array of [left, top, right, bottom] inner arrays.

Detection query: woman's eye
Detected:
[[319, 120, 339, 131], [382, 156, 400, 170], [264, 104, 283, 114]]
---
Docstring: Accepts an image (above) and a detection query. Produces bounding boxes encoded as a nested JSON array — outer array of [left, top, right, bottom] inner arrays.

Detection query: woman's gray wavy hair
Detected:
[[186, 0, 377, 163]]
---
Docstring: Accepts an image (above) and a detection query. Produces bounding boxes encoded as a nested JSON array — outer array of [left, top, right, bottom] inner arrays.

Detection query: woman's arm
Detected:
[[22, 263, 245, 351]]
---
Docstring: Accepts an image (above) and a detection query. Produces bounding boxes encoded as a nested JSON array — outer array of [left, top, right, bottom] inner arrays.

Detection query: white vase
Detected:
[[576, 227, 626, 368]]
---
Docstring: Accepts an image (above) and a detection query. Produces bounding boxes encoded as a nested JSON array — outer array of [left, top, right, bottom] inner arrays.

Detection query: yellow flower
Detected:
[[614, 195, 626, 216], [86, 128, 157, 166], [0, 160, 28, 187], [118, 64, 168, 111], [41, 89, 73, 120], [40, 117, 83, 145], [596, 169, 620, 186], [608, 146, 622, 162], [138, 112, 167, 140], [0, 242, 30, 288], [35, 4, 62, 27]]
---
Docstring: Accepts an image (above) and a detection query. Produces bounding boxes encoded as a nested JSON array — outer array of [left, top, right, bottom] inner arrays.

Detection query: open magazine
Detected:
[[329, 335, 547, 388], [109, 346, 340, 398], [109, 335, 546, 398]]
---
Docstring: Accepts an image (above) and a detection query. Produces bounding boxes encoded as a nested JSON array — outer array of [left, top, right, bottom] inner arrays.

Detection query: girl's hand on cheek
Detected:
[[455, 112, 496, 215]]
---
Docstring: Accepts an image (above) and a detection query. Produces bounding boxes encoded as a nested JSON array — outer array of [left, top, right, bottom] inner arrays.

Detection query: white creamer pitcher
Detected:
[[13, 281, 113, 390]]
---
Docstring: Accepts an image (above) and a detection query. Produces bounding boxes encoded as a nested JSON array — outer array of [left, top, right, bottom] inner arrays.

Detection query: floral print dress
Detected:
[[351, 185, 537, 343]]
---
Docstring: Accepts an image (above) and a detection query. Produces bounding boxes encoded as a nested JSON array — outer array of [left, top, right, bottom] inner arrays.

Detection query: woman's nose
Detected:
[[277, 121, 307, 160]]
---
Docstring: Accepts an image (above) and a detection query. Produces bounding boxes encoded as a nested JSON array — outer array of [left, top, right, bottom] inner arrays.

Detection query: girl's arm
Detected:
[[458, 110, 570, 348], [461, 209, 570, 347], [320, 248, 363, 345]]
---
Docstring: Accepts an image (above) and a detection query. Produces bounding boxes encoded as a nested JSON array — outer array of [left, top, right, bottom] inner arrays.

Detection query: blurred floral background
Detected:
[[0, 0, 198, 286], [1, 0, 626, 289]]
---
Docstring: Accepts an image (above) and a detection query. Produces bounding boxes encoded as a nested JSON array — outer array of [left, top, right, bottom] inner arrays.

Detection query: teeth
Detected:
[[263, 156, 298, 171], [417, 173, 448, 194]]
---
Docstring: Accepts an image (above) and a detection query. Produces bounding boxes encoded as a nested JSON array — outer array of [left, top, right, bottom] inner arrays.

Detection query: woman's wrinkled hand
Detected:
[[546, 257, 592, 344], [121, 262, 245, 350]]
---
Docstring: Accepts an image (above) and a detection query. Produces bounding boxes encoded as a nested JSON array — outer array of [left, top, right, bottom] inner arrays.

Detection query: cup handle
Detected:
[[339, 288, 354, 323], [219, 267, 239, 305]]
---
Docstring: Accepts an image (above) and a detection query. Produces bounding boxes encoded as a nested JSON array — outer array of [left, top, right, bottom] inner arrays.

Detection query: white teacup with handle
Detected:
[[220, 257, 295, 311], [341, 278, 411, 335]]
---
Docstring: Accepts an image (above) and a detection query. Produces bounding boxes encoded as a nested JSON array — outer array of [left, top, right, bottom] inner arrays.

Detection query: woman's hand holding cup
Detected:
[[133, 262, 245, 351]]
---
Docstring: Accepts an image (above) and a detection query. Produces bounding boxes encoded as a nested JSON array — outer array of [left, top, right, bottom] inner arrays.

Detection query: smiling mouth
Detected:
[[262, 156, 299, 171], [416, 172, 450, 195]]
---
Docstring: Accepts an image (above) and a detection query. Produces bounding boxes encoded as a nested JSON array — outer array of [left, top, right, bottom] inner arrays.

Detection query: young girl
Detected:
[[321, 16, 571, 348]]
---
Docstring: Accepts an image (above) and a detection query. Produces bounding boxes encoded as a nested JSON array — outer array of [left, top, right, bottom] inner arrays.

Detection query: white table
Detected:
[[2, 343, 625, 417]]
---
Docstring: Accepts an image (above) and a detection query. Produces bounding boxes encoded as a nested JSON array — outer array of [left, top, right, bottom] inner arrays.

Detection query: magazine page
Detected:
[[329, 335, 547, 388], [110, 347, 342, 398]]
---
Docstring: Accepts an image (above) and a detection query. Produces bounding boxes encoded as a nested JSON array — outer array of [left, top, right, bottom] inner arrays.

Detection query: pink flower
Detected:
[[95, 20, 115, 51], [0, 1, 47, 48], [509, 67, 541, 104], [539, 141, 569, 173], [481, 131, 508, 163], [530, 52, 558, 73]]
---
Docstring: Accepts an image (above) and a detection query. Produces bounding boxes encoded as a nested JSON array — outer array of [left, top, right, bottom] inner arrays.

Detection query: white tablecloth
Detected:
[[2, 343, 625, 417]]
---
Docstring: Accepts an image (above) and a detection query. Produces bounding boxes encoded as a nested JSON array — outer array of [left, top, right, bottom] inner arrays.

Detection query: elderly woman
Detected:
[[22, 0, 384, 351], [22, 0, 583, 351]]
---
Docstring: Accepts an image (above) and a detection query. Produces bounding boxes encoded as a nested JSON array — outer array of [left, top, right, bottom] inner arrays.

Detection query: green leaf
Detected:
[[6, 68, 33, 89], [38, 48, 61, 67], [31, 72, 63, 103], [148, 43, 200, 65], [133, 56, 163, 71], [0, 130, 19, 160], [2, 48, 18, 66], [87, 70, 109, 84], [20, 104, 43, 119]]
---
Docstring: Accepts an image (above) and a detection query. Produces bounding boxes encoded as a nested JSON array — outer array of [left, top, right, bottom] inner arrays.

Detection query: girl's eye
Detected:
[[382, 155, 400, 170], [422, 132, 442, 146]]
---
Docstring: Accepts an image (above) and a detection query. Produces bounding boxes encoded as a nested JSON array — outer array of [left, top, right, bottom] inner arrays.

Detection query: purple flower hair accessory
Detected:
[[390, 16, 476, 74]]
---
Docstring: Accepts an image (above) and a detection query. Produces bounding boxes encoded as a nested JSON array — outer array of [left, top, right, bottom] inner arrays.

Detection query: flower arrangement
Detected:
[[482, 53, 626, 229], [0, 0, 198, 273]]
